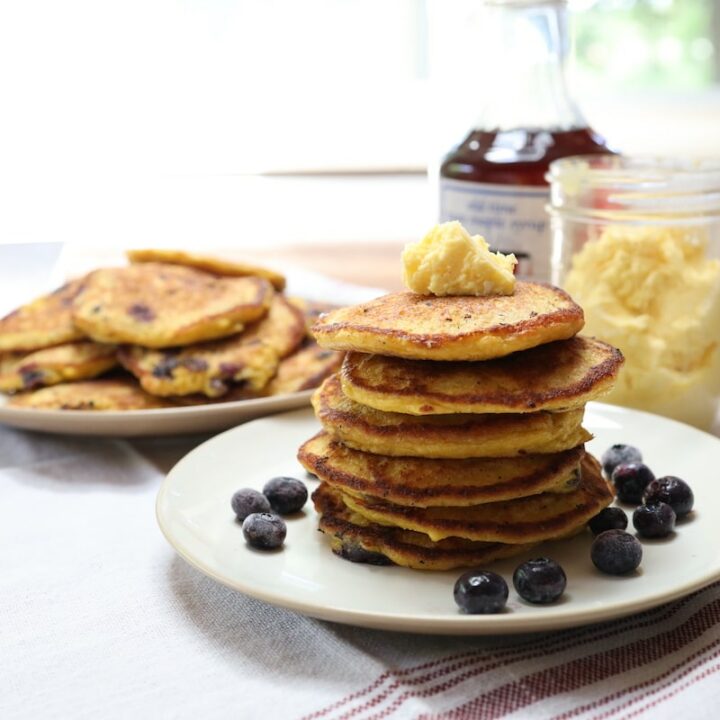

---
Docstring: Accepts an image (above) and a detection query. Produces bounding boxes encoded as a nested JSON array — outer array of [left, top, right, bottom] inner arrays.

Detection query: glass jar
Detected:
[[548, 154, 720, 431]]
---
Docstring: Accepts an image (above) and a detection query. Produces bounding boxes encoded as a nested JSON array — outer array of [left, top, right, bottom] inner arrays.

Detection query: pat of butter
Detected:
[[402, 221, 517, 296]]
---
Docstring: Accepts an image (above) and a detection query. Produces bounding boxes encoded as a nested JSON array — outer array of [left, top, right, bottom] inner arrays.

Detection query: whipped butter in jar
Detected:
[[548, 155, 720, 431]]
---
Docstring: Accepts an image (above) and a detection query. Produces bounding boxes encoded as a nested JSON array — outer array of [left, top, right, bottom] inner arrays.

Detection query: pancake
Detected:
[[266, 340, 344, 395], [313, 483, 536, 571], [238, 295, 306, 359], [0, 278, 88, 352], [287, 298, 341, 337], [312, 375, 592, 458], [7, 377, 172, 410], [73, 264, 273, 348], [118, 295, 305, 397], [341, 454, 612, 544], [311, 282, 584, 361], [299, 432, 583, 507], [168, 339, 343, 403], [0, 342, 117, 392], [118, 339, 277, 398], [126, 248, 286, 291], [340, 336, 623, 415]]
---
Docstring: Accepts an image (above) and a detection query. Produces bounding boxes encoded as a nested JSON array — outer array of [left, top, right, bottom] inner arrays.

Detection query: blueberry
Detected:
[[633, 502, 676, 539], [588, 507, 628, 535], [453, 570, 508, 614], [231, 488, 271, 521], [611, 463, 655, 504], [337, 541, 393, 566], [242, 512, 286, 550], [512, 558, 566, 604], [591, 530, 642, 575], [263, 476, 308, 515], [643, 476, 694, 518], [601, 444, 643, 477]]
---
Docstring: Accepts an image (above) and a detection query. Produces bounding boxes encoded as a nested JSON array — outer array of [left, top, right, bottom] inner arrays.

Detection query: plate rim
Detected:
[[0, 388, 314, 436], [0, 387, 314, 420], [156, 404, 720, 635]]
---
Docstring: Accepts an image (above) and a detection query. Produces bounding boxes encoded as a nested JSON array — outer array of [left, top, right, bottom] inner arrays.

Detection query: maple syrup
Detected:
[[437, 1, 613, 281]]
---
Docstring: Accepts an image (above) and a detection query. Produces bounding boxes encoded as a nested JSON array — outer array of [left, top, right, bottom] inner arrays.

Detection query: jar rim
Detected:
[[546, 154, 720, 193]]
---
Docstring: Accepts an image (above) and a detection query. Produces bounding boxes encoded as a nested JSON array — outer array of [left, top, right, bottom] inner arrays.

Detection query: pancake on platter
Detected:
[[237, 295, 306, 358], [299, 431, 583, 507], [117, 295, 304, 397], [313, 483, 536, 571], [7, 377, 172, 411], [0, 342, 117, 392], [287, 298, 341, 337], [266, 340, 344, 395], [73, 264, 273, 348], [340, 454, 612, 544], [312, 375, 591, 458], [167, 341, 344, 404], [311, 282, 584, 361], [0, 278, 88, 352], [126, 248, 286, 291], [340, 336, 623, 415]]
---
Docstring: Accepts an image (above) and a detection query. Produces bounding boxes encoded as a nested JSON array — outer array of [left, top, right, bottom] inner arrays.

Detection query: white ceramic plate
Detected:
[[157, 403, 720, 634], [0, 390, 313, 436]]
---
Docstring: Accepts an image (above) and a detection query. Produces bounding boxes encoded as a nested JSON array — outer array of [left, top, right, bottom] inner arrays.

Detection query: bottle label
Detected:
[[439, 178, 551, 282]]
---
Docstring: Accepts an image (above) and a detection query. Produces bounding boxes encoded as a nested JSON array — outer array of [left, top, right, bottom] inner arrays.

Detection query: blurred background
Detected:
[[0, 0, 718, 249]]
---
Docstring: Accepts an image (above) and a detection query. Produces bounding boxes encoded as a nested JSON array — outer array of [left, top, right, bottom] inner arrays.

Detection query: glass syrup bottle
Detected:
[[438, 0, 612, 282]]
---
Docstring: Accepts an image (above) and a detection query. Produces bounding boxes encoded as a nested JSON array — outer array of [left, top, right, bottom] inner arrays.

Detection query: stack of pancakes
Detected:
[[298, 282, 623, 570], [0, 250, 342, 410]]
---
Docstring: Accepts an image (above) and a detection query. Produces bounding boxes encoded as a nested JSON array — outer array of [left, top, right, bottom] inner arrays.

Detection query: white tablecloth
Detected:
[[3, 424, 720, 720], [3, 262, 720, 719]]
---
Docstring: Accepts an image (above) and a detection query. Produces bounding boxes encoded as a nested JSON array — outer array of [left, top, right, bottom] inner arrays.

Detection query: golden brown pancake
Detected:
[[312, 282, 584, 361], [287, 297, 341, 337], [266, 340, 344, 395], [313, 483, 536, 571], [168, 341, 343, 402], [118, 340, 277, 398], [340, 336, 623, 415], [341, 454, 612, 544], [299, 432, 583, 507], [126, 248, 286, 291], [73, 264, 273, 348], [0, 278, 88, 352], [238, 295, 306, 359], [312, 375, 592, 458], [7, 377, 172, 410], [117, 295, 304, 397], [0, 342, 117, 392]]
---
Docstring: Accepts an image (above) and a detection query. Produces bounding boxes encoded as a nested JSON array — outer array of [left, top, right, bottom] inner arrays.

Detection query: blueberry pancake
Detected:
[[117, 295, 305, 397], [287, 298, 341, 337], [312, 483, 536, 571], [0, 278, 88, 352], [312, 375, 592, 458], [0, 342, 117, 392], [238, 295, 306, 358], [340, 454, 612, 544], [126, 248, 286, 291], [73, 264, 274, 348], [7, 377, 172, 411], [298, 431, 583, 507], [266, 340, 344, 395], [340, 336, 623, 415], [312, 282, 584, 361]]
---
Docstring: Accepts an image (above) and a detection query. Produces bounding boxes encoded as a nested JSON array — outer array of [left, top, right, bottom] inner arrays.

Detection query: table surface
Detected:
[[3, 239, 720, 720]]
